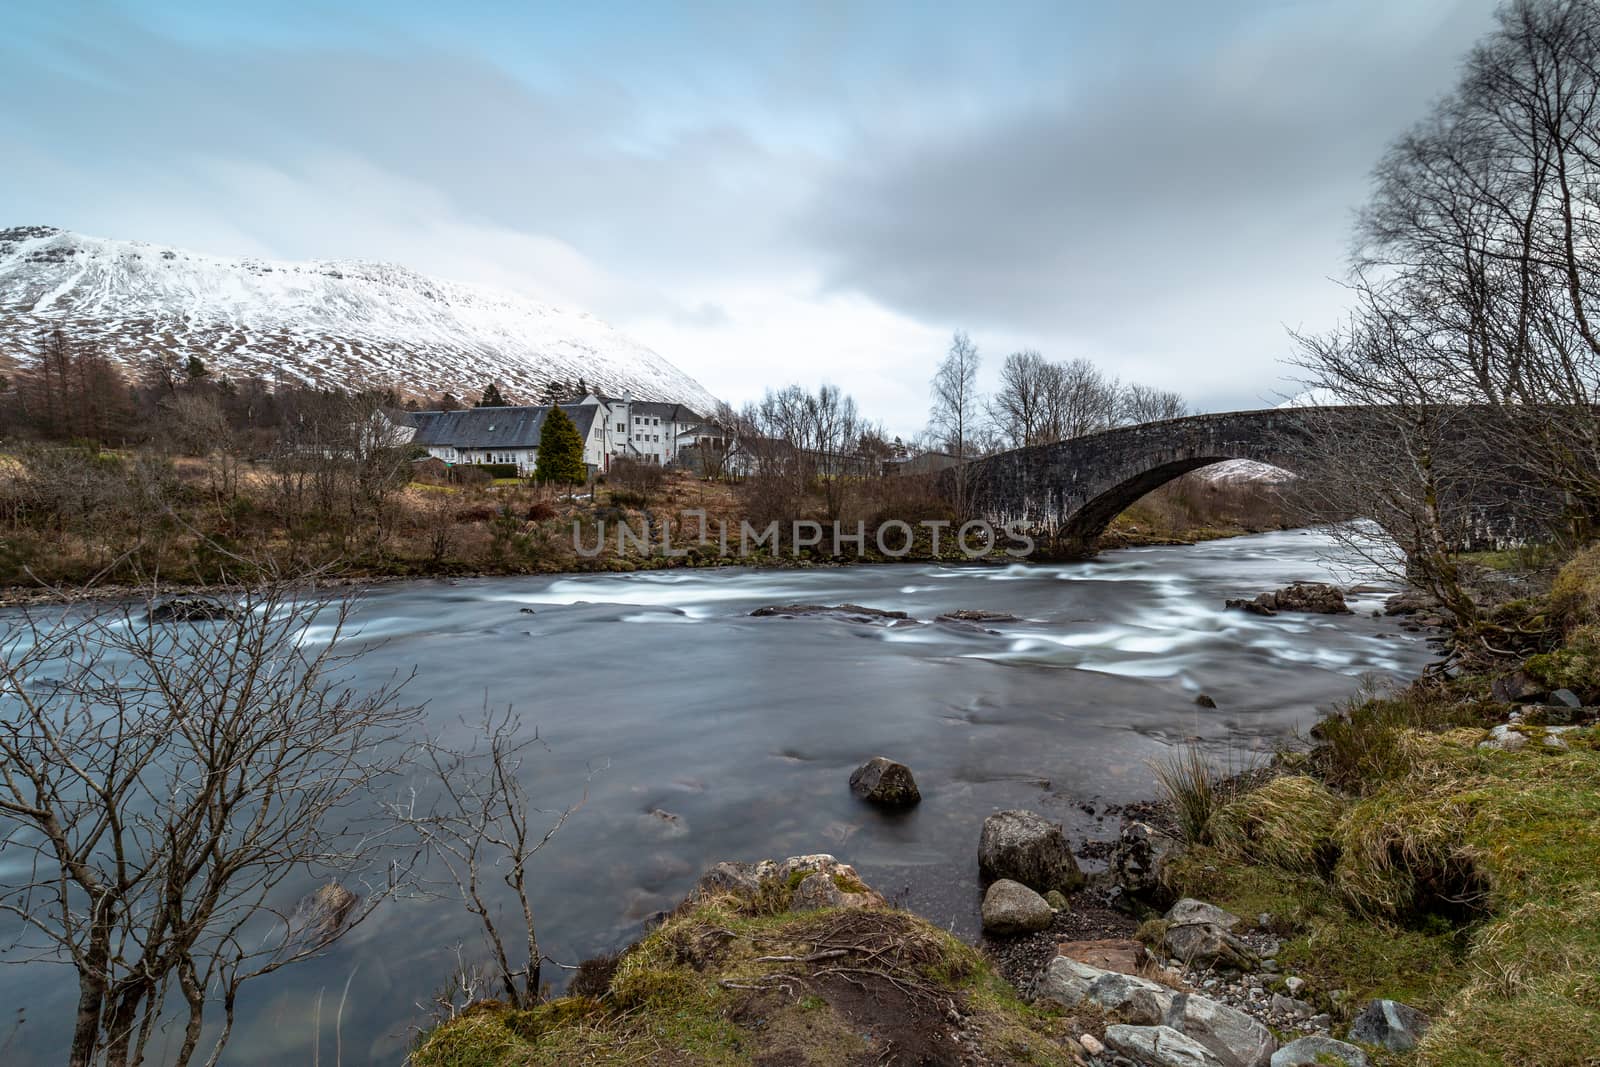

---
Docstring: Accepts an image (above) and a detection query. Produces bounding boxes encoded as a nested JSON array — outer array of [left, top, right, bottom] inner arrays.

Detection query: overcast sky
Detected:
[[4, 1, 1499, 434]]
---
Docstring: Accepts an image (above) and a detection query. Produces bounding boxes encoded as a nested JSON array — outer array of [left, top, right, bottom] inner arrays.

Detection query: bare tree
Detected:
[[1117, 383, 1189, 424], [0, 584, 418, 1067], [393, 707, 596, 1011], [1349, 0, 1600, 531], [740, 384, 866, 524], [1289, 293, 1501, 626], [1043, 357, 1119, 440], [12, 330, 135, 446], [992, 350, 1054, 447], [807, 383, 863, 521], [929, 331, 982, 510]]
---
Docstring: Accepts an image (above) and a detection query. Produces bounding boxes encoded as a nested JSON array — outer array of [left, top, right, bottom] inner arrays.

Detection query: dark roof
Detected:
[[408, 404, 598, 448], [630, 401, 701, 422]]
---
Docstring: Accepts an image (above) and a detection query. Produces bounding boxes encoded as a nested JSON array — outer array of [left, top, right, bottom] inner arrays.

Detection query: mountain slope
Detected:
[[0, 226, 720, 411]]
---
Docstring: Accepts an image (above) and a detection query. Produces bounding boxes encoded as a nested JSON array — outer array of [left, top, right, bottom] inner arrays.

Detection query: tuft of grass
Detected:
[[1150, 744, 1230, 845], [410, 1009, 531, 1067], [1207, 775, 1344, 875]]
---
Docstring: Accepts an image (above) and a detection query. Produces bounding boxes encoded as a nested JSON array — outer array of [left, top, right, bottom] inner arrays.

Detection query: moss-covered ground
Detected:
[[411, 881, 1088, 1067]]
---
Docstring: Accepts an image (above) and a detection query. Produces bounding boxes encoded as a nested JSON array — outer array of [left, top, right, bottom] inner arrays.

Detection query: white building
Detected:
[[406, 404, 608, 475], [404, 397, 708, 475]]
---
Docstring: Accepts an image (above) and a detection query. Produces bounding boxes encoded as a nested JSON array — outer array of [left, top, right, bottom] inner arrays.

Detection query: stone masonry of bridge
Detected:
[[964, 407, 1538, 556]]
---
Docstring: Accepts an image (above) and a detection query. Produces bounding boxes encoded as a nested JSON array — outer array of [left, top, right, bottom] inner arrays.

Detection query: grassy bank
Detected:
[[411, 871, 1088, 1067], [1156, 547, 1600, 1065]]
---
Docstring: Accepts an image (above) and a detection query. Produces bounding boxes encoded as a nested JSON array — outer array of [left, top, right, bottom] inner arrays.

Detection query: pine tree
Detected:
[[477, 382, 507, 407], [535, 405, 587, 485], [185, 356, 208, 381]]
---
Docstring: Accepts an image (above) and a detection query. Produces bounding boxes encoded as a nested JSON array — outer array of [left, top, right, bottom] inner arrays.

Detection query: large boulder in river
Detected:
[[849, 757, 921, 808], [980, 879, 1053, 935], [978, 810, 1085, 894], [1225, 582, 1351, 617]]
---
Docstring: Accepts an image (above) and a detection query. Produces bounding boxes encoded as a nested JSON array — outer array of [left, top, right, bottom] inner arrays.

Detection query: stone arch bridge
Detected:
[[963, 407, 1531, 556]]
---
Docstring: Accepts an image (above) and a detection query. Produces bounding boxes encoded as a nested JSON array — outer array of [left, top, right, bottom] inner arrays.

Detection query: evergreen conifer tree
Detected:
[[535, 405, 587, 484], [477, 382, 507, 407]]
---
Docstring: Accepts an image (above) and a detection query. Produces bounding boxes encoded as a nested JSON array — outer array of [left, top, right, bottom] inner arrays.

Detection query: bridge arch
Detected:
[[966, 410, 1308, 556]]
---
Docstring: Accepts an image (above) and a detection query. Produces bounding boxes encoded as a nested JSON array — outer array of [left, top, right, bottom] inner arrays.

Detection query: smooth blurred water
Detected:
[[0, 530, 1436, 1065]]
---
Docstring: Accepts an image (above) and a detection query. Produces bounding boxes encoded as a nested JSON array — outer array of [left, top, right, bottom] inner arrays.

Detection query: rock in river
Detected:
[[935, 609, 1020, 624], [978, 809, 1085, 895], [1225, 582, 1351, 616], [146, 596, 237, 623], [749, 603, 910, 623], [848, 756, 921, 808], [980, 879, 1053, 935]]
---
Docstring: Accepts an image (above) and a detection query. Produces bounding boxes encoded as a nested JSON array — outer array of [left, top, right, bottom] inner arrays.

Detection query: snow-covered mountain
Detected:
[[0, 226, 720, 411]]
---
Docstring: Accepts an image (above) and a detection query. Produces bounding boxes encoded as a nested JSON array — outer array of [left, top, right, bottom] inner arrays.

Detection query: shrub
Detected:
[[610, 458, 666, 496], [609, 489, 650, 510], [449, 465, 493, 486], [473, 463, 519, 479]]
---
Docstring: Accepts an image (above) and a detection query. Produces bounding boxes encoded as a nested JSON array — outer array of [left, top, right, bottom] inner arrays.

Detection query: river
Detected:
[[0, 529, 1437, 1065]]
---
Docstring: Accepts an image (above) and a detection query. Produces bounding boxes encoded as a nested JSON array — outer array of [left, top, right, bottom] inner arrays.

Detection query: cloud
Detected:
[[0, 1, 1502, 430], [799, 1, 1497, 411]]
